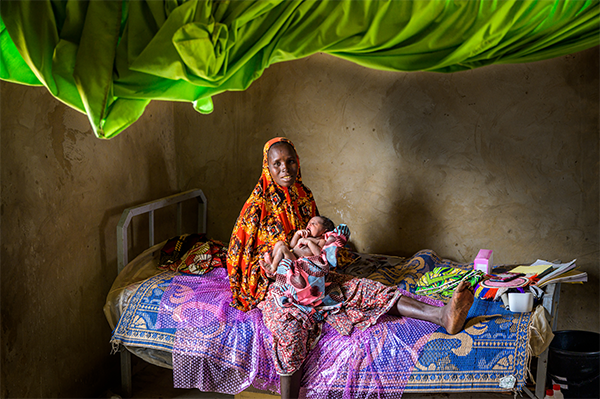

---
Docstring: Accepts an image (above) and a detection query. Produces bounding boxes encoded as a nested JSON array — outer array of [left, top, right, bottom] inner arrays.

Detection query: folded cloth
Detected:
[[158, 234, 226, 275], [416, 266, 483, 301]]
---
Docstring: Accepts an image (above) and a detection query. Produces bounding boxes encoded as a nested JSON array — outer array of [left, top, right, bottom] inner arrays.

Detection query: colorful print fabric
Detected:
[[227, 137, 317, 312], [260, 271, 402, 375], [273, 224, 350, 309], [158, 234, 226, 275], [415, 266, 484, 301]]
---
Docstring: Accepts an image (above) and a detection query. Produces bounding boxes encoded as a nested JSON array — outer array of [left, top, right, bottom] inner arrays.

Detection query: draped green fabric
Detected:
[[1, 0, 598, 139]]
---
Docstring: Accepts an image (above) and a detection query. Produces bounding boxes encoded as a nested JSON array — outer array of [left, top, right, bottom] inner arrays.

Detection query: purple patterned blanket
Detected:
[[157, 267, 442, 398], [110, 250, 533, 396]]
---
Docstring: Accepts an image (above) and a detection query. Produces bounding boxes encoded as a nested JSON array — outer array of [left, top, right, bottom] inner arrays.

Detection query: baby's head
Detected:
[[306, 216, 335, 238]]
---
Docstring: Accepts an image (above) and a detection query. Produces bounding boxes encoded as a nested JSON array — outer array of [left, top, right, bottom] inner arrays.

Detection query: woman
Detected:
[[227, 137, 473, 399], [227, 137, 317, 312]]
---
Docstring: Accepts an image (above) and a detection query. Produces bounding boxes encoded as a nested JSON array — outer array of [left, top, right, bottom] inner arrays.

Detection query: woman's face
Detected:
[[268, 143, 298, 188]]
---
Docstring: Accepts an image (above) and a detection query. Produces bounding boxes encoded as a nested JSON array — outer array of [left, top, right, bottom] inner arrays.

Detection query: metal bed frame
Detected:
[[113, 189, 559, 399], [116, 188, 207, 398]]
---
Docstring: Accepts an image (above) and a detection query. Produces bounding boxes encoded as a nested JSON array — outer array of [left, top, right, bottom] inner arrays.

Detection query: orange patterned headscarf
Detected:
[[227, 137, 318, 311]]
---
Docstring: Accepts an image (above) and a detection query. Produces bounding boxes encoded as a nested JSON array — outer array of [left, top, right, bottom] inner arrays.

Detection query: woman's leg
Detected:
[[260, 292, 312, 399], [388, 280, 474, 334], [280, 366, 303, 399]]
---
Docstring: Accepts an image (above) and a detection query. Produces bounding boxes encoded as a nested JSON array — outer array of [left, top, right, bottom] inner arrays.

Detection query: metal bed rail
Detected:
[[115, 188, 207, 397]]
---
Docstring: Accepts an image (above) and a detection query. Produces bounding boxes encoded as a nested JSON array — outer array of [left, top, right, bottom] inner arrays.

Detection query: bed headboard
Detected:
[[116, 188, 207, 273]]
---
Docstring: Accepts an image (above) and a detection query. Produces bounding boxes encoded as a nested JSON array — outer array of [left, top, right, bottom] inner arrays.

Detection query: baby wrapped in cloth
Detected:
[[274, 224, 350, 310], [259, 224, 401, 376]]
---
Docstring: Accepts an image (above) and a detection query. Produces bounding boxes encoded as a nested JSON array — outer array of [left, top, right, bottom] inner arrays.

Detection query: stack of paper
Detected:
[[539, 269, 588, 287], [510, 259, 587, 288], [509, 263, 554, 276]]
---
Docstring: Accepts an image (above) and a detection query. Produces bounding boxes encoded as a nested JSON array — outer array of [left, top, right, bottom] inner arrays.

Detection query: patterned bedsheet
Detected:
[[110, 250, 532, 396], [110, 270, 178, 352]]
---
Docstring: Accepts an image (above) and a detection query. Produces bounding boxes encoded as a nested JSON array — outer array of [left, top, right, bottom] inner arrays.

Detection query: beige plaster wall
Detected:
[[1, 82, 179, 397], [174, 48, 599, 332]]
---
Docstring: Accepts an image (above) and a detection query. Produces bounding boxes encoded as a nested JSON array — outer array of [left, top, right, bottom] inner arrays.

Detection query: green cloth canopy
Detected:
[[1, 0, 598, 139]]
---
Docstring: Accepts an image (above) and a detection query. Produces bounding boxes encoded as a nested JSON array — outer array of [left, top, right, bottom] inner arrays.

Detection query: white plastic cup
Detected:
[[508, 292, 534, 313]]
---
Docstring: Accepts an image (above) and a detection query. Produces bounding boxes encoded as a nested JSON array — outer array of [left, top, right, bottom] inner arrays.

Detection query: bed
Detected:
[[104, 189, 560, 399]]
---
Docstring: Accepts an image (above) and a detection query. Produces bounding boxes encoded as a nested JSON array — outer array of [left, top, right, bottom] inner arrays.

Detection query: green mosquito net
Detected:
[[1, 0, 598, 138]]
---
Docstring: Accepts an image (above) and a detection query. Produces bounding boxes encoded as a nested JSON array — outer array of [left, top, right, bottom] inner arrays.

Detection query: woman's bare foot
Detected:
[[441, 280, 474, 334]]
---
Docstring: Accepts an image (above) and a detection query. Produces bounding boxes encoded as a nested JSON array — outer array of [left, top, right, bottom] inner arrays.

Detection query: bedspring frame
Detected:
[[114, 189, 559, 399]]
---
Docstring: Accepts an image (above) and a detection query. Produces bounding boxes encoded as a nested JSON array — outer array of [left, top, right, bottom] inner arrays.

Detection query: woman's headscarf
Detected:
[[227, 137, 318, 311]]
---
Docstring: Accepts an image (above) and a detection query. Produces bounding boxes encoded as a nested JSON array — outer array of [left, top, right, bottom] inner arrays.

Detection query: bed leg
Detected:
[[535, 348, 549, 399], [120, 350, 132, 398]]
